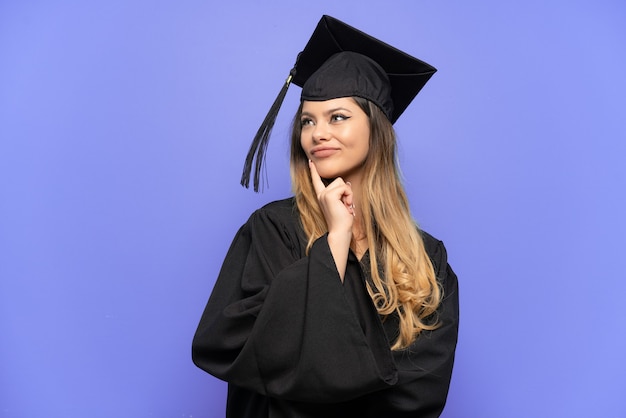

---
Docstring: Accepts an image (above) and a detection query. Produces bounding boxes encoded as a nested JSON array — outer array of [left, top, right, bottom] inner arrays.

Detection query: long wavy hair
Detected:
[[290, 97, 442, 350]]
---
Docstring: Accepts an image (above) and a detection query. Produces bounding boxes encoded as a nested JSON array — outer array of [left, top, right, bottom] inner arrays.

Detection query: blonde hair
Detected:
[[290, 97, 442, 350]]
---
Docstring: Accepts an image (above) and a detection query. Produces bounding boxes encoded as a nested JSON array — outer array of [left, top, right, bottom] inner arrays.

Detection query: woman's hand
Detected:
[[309, 160, 354, 281], [308, 160, 355, 232]]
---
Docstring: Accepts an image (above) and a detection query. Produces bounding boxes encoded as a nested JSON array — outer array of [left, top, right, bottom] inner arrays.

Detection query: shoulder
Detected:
[[243, 197, 305, 254], [251, 197, 299, 226], [257, 197, 298, 217], [420, 229, 443, 256], [419, 229, 451, 277], [245, 197, 302, 236]]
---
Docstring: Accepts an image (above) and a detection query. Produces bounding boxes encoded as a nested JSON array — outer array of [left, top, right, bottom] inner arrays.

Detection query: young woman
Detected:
[[193, 16, 459, 418]]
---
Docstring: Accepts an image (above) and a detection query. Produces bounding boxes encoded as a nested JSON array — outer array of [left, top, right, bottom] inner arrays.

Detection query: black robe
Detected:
[[192, 198, 459, 418]]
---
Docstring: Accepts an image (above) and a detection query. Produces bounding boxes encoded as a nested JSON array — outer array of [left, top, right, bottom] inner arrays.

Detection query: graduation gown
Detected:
[[192, 198, 459, 418]]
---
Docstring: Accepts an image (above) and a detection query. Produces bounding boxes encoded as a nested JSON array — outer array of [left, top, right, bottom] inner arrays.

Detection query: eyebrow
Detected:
[[300, 107, 352, 118]]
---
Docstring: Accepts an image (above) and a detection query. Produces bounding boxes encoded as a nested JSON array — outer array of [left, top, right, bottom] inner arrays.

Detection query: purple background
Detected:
[[1, 1, 625, 417]]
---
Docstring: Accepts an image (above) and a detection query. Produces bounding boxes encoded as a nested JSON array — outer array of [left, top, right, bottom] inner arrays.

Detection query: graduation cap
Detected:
[[241, 15, 436, 191]]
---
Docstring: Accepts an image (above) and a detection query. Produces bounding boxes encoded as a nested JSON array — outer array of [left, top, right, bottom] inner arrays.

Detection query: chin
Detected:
[[317, 169, 342, 181], [314, 160, 361, 181]]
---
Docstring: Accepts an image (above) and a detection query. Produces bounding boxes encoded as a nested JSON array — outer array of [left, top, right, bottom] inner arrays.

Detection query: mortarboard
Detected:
[[241, 15, 436, 191]]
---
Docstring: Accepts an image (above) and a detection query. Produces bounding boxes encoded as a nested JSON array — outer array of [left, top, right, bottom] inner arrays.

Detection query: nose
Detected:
[[312, 122, 329, 142]]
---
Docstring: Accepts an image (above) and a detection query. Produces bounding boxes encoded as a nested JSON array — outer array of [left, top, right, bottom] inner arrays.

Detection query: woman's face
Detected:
[[300, 97, 370, 181]]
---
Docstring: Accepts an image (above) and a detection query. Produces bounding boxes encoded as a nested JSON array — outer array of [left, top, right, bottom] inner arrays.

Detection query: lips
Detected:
[[311, 147, 339, 158]]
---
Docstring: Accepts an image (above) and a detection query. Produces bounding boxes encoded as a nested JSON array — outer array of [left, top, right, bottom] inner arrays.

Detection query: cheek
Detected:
[[359, 143, 370, 163], [357, 128, 371, 157]]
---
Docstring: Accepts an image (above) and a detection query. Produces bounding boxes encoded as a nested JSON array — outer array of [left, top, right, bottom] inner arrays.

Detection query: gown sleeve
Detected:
[[191, 205, 397, 404]]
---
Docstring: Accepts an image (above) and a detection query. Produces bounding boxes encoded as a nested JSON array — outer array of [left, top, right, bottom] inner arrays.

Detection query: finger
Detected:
[[341, 182, 354, 215], [343, 182, 353, 208], [342, 199, 355, 217], [308, 160, 326, 195], [319, 177, 351, 212], [324, 180, 353, 216]]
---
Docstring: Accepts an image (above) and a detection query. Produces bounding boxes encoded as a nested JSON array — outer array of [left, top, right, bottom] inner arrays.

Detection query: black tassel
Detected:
[[240, 68, 296, 192]]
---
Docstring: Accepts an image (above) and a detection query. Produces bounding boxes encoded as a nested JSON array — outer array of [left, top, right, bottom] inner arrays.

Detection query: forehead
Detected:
[[301, 97, 360, 114]]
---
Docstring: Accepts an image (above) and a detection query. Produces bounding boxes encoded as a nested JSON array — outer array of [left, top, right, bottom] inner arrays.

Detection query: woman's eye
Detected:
[[300, 118, 313, 127], [331, 113, 349, 122]]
